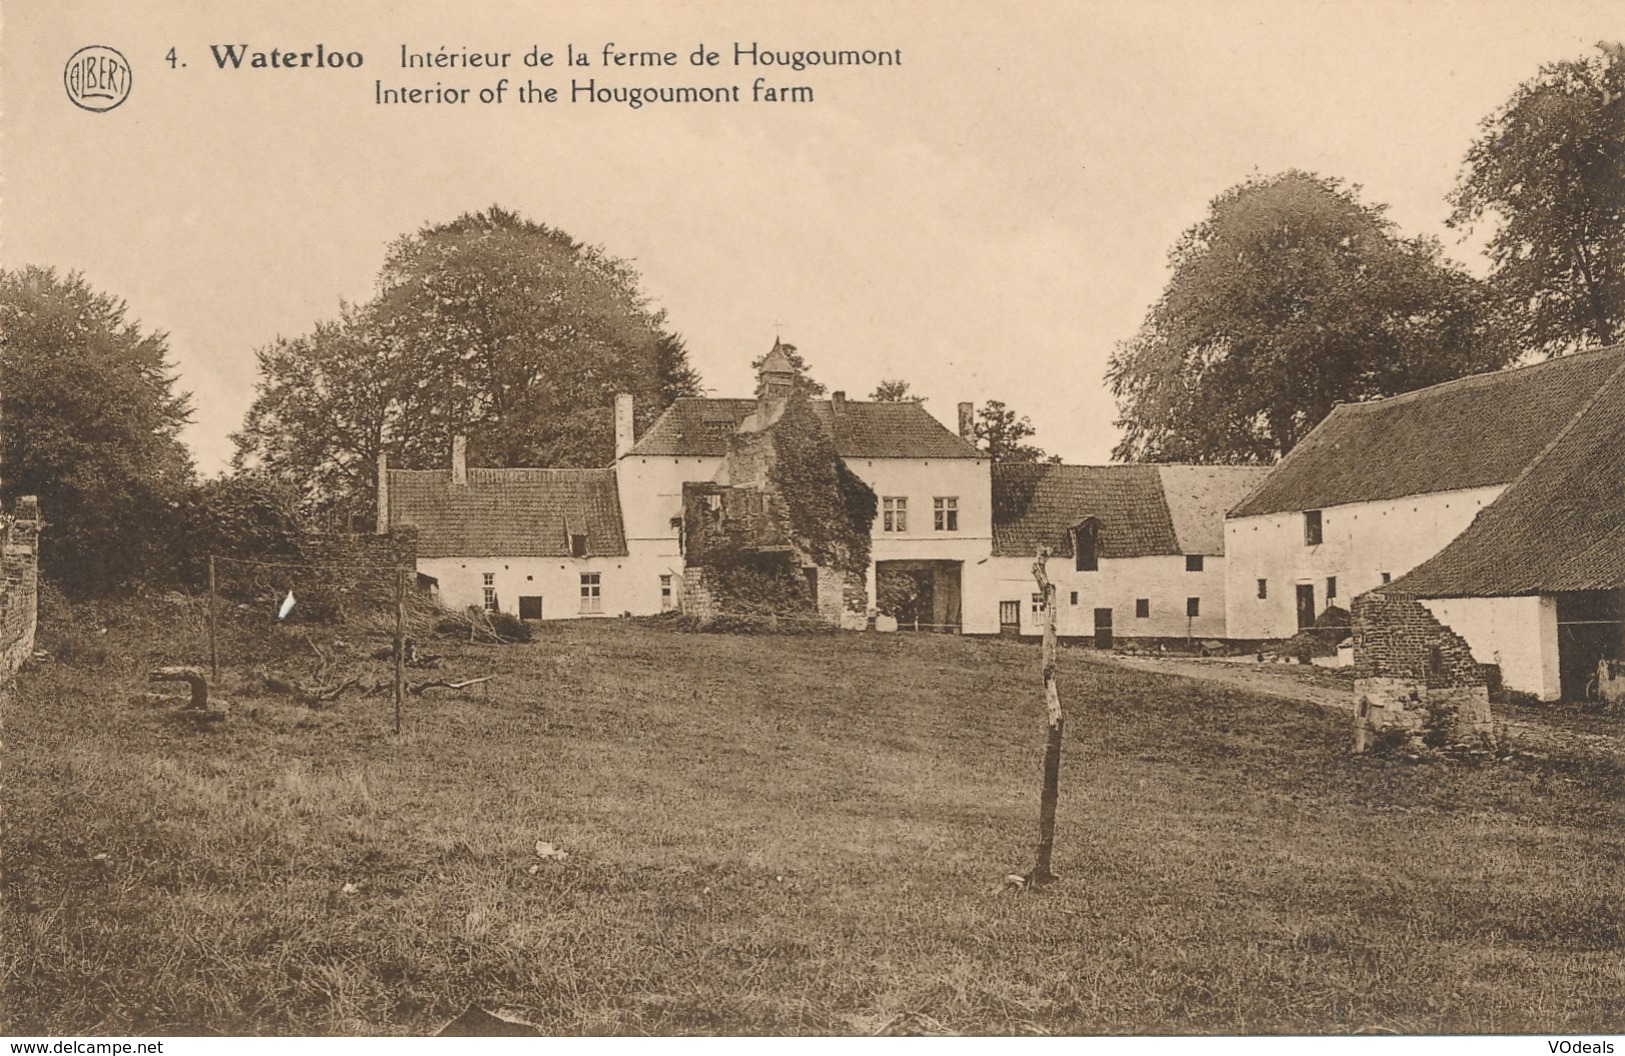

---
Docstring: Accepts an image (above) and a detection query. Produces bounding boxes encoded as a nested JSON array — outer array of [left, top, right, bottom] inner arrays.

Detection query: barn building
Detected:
[[1226, 343, 1625, 700]]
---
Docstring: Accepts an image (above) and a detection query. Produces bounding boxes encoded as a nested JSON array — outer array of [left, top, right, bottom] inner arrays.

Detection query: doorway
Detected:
[[1296, 584, 1316, 630], [1094, 607, 1113, 649]]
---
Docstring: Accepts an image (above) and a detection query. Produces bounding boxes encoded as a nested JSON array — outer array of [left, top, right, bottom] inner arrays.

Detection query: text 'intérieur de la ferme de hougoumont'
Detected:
[[194, 41, 904, 108]]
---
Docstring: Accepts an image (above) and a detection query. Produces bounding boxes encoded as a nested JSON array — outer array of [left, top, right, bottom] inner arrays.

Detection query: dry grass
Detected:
[[3, 597, 1621, 1035]]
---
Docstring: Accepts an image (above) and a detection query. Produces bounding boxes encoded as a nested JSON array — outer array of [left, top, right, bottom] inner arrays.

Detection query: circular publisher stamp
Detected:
[[64, 45, 132, 112]]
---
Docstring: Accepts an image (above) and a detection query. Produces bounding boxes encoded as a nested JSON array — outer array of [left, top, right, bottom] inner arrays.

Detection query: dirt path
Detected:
[[1084, 652, 1356, 712], [1085, 650, 1622, 757]]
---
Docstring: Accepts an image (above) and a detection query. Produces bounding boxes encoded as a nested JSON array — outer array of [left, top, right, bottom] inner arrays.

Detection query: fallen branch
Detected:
[[409, 675, 494, 696]]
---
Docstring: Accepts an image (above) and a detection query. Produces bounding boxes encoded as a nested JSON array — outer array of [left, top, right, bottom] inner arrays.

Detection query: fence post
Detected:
[[1030, 547, 1065, 886], [208, 555, 219, 681], [394, 566, 405, 734]]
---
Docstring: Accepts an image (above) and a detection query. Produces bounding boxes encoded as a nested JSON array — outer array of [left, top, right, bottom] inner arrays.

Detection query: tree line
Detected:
[[3, 46, 1620, 596]]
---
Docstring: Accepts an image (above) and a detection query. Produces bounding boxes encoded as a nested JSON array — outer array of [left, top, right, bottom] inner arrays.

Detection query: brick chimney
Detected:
[[832, 390, 846, 414], [958, 401, 975, 441], [375, 451, 389, 534], [615, 393, 635, 459], [451, 435, 467, 486]]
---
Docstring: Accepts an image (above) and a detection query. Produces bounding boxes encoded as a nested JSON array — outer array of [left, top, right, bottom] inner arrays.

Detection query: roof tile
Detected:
[[1231, 345, 1625, 517], [389, 467, 628, 558], [628, 398, 983, 460]]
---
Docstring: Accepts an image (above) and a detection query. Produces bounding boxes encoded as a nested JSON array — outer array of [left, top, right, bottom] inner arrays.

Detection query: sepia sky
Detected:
[[1, 1, 1616, 475]]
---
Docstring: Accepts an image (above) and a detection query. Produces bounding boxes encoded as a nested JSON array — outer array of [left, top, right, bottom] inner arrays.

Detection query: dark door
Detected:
[[999, 600, 1020, 635], [1296, 584, 1316, 630], [1094, 607, 1113, 650], [519, 595, 543, 620]]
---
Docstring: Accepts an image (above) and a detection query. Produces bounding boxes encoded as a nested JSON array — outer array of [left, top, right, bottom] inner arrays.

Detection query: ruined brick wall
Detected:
[[0, 496, 42, 680], [1352, 589, 1490, 739], [678, 567, 718, 620]]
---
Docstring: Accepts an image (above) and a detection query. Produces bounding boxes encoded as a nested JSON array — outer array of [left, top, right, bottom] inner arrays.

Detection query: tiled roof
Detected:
[[1155, 465, 1274, 555], [992, 464, 1179, 559], [388, 467, 628, 558], [1393, 355, 1625, 598], [1230, 345, 1625, 517], [627, 397, 984, 459]]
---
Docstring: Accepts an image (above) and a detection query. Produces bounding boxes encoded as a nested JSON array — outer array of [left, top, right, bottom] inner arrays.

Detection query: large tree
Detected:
[[1450, 43, 1625, 355], [974, 400, 1052, 463], [1108, 171, 1508, 463], [0, 266, 194, 594], [235, 206, 702, 519]]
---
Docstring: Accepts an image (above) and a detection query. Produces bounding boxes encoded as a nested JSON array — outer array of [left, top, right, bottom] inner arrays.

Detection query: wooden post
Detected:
[[1031, 547, 1065, 887], [208, 555, 219, 681], [393, 566, 405, 734]]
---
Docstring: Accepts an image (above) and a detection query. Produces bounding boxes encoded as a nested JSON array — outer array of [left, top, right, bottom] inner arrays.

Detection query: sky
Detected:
[[1, 1, 1616, 475]]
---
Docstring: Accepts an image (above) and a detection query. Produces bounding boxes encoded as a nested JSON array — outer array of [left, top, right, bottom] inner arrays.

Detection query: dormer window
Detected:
[[569, 533, 588, 557], [1073, 518, 1102, 572]]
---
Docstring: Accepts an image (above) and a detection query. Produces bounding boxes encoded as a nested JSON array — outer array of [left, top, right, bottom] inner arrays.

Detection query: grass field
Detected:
[[3, 598, 1621, 1035]]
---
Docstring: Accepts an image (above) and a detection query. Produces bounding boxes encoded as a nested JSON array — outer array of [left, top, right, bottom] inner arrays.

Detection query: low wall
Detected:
[[0, 496, 42, 680]]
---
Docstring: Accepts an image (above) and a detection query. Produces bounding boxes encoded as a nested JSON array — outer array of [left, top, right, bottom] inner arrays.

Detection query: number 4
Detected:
[[166, 47, 177, 68]]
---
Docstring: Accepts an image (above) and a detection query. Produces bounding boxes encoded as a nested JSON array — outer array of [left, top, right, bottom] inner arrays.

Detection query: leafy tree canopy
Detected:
[[973, 399, 1053, 463], [1450, 42, 1625, 354], [0, 266, 194, 595], [869, 378, 924, 402], [1108, 171, 1509, 463], [235, 206, 702, 520]]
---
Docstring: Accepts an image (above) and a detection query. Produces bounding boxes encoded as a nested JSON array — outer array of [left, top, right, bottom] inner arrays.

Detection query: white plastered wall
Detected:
[[1420, 595, 1561, 701], [1225, 485, 1505, 640]]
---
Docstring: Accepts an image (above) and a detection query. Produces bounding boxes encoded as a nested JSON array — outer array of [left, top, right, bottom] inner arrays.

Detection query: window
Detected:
[[1304, 509, 1323, 546], [579, 572, 602, 613], [1186, 597, 1200, 618], [1031, 592, 1046, 617], [569, 533, 588, 558], [1326, 575, 1338, 600], [1380, 571, 1391, 584], [1074, 518, 1101, 572], [933, 497, 959, 532], [1069, 591, 1079, 606], [882, 496, 908, 533], [660, 574, 673, 611], [1135, 598, 1150, 619], [999, 600, 1020, 628], [1186, 554, 1204, 572], [482, 572, 497, 613], [1257, 578, 1268, 599]]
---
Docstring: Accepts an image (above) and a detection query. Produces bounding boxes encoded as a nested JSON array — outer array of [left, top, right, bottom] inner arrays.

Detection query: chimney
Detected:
[[958, 401, 975, 441], [615, 393, 635, 459], [832, 390, 846, 414], [451, 435, 467, 486], [375, 451, 389, 534]]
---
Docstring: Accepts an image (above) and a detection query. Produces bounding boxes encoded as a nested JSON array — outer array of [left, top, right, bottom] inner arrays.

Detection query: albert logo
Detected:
[[64, 45, 132, 112]]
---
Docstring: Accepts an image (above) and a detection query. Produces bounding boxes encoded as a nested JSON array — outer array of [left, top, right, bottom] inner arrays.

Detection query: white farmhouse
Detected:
[[387, 342, 994, 627], [976, 463, 1268, 641], [619, 342, 993, 629], [1224, 345, 1625, 645]]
